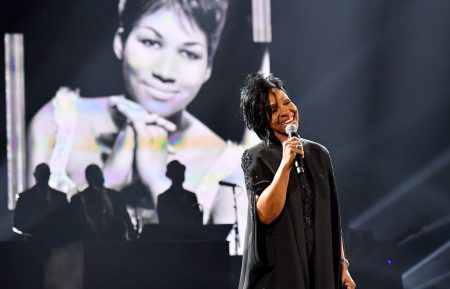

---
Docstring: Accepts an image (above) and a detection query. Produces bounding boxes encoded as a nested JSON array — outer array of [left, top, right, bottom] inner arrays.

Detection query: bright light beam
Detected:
[[350, 147, 450, 229]]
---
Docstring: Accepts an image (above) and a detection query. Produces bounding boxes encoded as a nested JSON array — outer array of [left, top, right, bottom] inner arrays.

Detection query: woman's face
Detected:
[[267, 88, 299, 141], [117, 7, 211, 118]]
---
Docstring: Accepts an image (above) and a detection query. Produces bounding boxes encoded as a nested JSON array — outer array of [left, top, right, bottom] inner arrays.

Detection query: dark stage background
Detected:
[[1, 0, 450, 288]]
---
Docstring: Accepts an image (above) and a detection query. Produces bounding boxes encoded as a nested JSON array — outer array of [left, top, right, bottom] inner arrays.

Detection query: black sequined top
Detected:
[[298, 171, 315, 258]]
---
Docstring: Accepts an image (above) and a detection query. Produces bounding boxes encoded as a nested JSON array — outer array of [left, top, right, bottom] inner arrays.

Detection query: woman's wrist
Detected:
[[341, 258, 350, 268], [280, 159, 293, 172]]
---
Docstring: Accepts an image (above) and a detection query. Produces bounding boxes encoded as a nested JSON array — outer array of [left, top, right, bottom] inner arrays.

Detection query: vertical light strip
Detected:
[[5, 33, 26, 210], [252, 0, 272, 43], [260, 48, 271, 75], [242, 0, 273, 146]]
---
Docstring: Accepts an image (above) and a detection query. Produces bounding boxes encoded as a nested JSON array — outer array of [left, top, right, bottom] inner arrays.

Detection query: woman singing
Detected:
[[238, 73, 356, 289]]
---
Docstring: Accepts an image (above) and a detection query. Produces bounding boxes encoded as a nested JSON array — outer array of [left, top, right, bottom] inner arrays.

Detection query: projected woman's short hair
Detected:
[[119, 0, 228, 65]]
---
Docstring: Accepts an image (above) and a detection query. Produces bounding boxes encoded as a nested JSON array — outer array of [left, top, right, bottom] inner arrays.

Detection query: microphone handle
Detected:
[[288, 132, 305, 174], [294, 154, 305, 174]]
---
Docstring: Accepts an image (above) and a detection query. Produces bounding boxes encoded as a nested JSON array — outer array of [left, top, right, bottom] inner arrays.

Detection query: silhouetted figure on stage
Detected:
[[70, 164, 136, 241], [157, 160, 202, 226], [13, 163, 69, 242]]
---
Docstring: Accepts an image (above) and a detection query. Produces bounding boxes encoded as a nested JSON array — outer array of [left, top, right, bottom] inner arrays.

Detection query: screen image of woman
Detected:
[[27, 0, 243, 227]]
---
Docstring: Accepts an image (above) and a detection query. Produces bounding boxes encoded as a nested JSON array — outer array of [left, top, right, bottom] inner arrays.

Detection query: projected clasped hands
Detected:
[[106, 96, 177, 202]]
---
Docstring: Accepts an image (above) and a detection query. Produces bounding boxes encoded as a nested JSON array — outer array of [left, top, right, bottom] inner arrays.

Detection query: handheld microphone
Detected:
[[285, 124, 304, 174]]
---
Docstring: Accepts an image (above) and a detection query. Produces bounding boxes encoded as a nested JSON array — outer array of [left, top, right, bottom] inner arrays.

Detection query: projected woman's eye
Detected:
[[139, 38, 162, 48], [180, 49, 202, 60]]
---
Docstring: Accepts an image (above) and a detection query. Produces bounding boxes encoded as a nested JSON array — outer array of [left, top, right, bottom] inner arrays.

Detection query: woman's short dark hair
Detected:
[[240, 72, 288, 144], [119, 0, 228, 66]]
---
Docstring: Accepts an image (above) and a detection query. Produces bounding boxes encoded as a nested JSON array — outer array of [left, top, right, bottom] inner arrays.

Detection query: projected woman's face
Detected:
[[119, 7, 212, 118]]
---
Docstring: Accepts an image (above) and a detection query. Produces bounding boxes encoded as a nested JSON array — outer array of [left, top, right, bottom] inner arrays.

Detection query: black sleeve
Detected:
[[324, 149, 345, 284], [188, 192, 203, 225], [241, 149, 272, 197], [240, 149, 273, 267], [111, 190, 136, 240], [13, 194, 29, 234], [325, 150, 343, 239], [156, 194, 168, 225], [67, 194, 84, 242], [50, 192, 70, 244]]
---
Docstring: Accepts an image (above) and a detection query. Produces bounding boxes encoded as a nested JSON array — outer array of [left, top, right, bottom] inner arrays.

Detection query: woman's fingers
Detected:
[[281, 137, 305, 168], [285, 138, 304, 157], [342, 271, 356, 289], [156, 117, 176, 132], [110, 97, 176, 132], [110, 96, 145, 112], [110, 97, 146, 120], [142, 114, 176, 132], [102, 125, 135, 188]]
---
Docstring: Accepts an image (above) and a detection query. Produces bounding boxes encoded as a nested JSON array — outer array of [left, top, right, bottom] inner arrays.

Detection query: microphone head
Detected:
[[285, 123, 297, 135]]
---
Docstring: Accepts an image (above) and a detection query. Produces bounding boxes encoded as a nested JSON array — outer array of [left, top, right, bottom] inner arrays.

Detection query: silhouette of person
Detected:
[[157, 160, 202, 226], [13, 163, 69, 242], [70, 164, 136, 241]]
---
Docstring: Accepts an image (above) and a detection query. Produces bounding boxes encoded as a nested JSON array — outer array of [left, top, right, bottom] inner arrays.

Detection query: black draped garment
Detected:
[[238, 139, 343, 289]]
